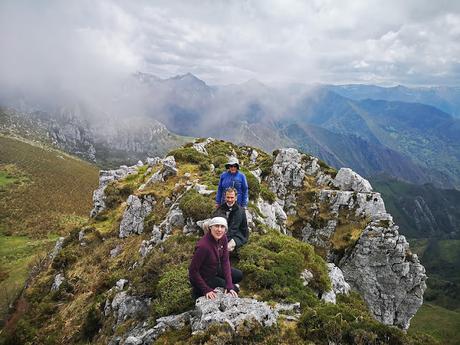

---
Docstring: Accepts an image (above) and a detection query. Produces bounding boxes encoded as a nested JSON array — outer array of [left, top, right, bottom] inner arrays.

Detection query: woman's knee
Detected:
[[231, 268, 243, 283]]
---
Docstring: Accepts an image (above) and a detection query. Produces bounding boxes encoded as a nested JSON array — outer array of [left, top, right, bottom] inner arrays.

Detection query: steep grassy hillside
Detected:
[[0, 135, 99, 237], [409, 303, 460, 345], [0, 135, 98, 325]]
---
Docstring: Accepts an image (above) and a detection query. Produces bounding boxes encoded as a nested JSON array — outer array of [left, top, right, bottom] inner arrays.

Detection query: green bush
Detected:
[[297, 292, 434, 345], [151, 266, 194, 318], [179, 189, 214, 221], [258, 155, 274, 178], [168, 147, 209, 165], [104, 183, 134, 209], [80, 304, 102, 341], [260, 184, 276, 204], [238, 230, 330, 303], [241, 168, 260, 201]]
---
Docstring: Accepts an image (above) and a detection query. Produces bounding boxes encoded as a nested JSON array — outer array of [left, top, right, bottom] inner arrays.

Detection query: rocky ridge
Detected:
[[5, 138, 431, 344]]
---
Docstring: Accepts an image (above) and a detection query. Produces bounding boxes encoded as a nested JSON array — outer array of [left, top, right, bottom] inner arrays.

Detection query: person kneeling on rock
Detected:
[[189, 217, 243, 300]]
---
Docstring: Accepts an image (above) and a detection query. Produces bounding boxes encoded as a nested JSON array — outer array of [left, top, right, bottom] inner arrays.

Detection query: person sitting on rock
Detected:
[[189, 217, 243, 300], [213, 187, 249, 252], [215, 158, 248, 209]]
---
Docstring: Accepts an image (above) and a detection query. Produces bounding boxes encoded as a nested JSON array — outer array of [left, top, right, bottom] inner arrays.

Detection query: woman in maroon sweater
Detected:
[[189, 217, 243, 299]]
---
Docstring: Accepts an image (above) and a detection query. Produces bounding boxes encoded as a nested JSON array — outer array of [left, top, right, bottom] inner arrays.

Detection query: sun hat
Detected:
[[208, 217, 228, 230], [225, 157, 240, 169]]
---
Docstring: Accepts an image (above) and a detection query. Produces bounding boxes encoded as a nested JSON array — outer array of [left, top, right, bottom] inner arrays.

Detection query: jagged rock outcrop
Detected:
[[51, 273, 65, 292], [90, 165, 139, 217], [111, 290, 279, 345], [105, 291, 151, 325], [339, 221, 426, 329], [258, 148, 426, 329], [192, 137, 215, 155], [49, 237, 65, 260], [143, 156, 177, 186], [119, 195, 155, 238]]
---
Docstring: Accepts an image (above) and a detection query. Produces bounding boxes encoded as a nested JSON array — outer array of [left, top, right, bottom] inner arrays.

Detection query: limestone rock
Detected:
[[191, 290, 278, 333], [333, 168, 373, 193], [51, 273, 64, 292], [90, 166, 138, 217], [256, 198, 287, 233], [146, 157, 161, 167], [116, 279, 129, 290], [339, 222, 427, 329], [300, 269, 314, 286], [269, 148, 305, 210], [119, 195, 155, 238], [194, 183, 215, 195], [144, 156, 178, 187], [192, 137, 215, 155], [321, 264, 350, 304], [110, 245, 123, 258], [49, 237, 65, 260], [106, 291, 151, 324]]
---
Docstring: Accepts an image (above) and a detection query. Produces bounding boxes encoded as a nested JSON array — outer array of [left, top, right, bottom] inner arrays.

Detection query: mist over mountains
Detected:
[[1, 71, 460, 190]]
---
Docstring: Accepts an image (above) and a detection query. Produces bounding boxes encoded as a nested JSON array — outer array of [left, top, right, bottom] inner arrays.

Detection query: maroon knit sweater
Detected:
[[189, 232, 233, 294]]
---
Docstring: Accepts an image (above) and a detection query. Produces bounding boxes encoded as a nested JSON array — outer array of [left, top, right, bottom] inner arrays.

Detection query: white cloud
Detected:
[[1, 0, 459, 89]]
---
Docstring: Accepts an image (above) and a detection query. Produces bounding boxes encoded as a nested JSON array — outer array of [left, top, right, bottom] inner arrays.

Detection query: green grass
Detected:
[[0, 135, 99, 237], [409, 303, 460, 345], [0, 234, 57, 323]]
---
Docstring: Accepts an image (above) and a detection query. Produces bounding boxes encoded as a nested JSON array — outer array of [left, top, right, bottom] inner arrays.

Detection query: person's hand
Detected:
[[227, 239, 236, 252], [205, 290, 217, 299], [225, 289, 238, 298]]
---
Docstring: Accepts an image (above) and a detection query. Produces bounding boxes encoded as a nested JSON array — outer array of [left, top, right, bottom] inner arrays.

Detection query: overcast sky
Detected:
[[1, 0, 460, 89]]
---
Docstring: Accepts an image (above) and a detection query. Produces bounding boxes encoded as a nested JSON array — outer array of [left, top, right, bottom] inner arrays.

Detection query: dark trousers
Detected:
[[192, 267, 243, 299]]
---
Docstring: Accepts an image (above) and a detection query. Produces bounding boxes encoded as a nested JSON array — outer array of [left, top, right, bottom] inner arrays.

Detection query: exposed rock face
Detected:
[[321, 263, 351, 304], [269, 148, 305, 211], [339, 221, 427, 329], [90, 165, 138, 217], [49, 237, 65, 260], [192, 137, 215, 155], [144, 156, 178, 186], [105, 291, 151, 325], [255, 197, 287, 233], [51, 273, 65, 292], [192, 290, 278, 333], [119, 195, 155, 238], [112, 290, 279, 344], [333, 167, 373, 192]]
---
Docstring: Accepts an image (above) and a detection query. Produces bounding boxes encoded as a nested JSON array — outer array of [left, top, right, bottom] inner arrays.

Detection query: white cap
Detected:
[[208, 217, 228, 230]]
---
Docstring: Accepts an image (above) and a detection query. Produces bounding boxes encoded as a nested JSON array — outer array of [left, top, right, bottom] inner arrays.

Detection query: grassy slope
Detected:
[[409, 303, 460, 345], [0, 135, 99, 237], [0, 135, 98, 324]]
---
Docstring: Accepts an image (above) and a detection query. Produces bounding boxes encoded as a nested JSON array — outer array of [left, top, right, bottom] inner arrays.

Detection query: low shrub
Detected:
[[238, 230, 330, 303], [151, 266, 194, 318], [241, 168, 260, 201], [104, 183, 134, 209], [168, 147, 209, 165], [80, 304, 103, 342], [179, 189, 214, 221]]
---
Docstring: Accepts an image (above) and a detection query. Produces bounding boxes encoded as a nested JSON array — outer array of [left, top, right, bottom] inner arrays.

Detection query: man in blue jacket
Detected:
[[215, 158, 249, 208]]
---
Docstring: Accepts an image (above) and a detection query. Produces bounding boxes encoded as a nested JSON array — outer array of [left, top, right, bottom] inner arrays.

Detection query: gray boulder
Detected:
[[105, 291, 151, 325], [191, 290, 278, 333], [321, 263, 351, 304], [192, 137, 215, 155], [119, 195, 155, 238], [51, 273, 65, 292], [144, 156, 178, 186], [339, 222, 427, 329], [90, 166, 138, 217], [333, 168, 373, 193], [49, 237, 65, 260]]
